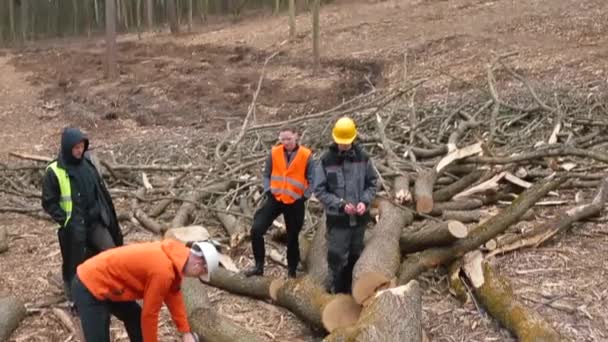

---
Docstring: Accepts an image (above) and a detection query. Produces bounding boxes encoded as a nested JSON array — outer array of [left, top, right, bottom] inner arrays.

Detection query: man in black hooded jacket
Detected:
[[42, 127, 123, 299]]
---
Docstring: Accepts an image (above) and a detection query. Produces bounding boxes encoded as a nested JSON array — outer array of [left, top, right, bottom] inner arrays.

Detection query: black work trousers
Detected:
[[250, 195, 305, 272], [71, 275, 143, 342], [326, 221, 365, 294]]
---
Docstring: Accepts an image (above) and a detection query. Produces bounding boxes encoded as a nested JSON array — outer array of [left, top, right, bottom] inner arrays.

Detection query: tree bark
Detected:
[[288, 0, 296, 40], [0, 296, 26, 341], [461, 252, 564, 342], [442, 209, 482, 223], [429, 198, 484, 216], [352, 196, 413, 305], [167, 0, 180, 33], [0, 226, 8, 253], [187, 0, 193, 31], [105, 0, 118, 80], [414, 168, 437, 213], [94, 0, 100, 26], [145, 0, 154, 27], [433, 170, 484, 202], [324, 281, 422, 342], [207, 268, 272, 300], [400, 220, 468, 254], [214, 198, 248, 245], [305, 220, 329, 288], [182, 278, 263, 342], [398, 177, 565, 285], [20, 0, 28, 41], [393, 173, 411, 204], [274, 0, 281, 14], [72, 0, 78, 35], [311, 0, 320, 73], [9, 0, 16, 41]]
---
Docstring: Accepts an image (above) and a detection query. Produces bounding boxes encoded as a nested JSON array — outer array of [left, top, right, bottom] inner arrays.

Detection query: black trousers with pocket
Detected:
[[326, 221, 365, 294], [71, 275, 143, 342], [250, 195, 305, 272]]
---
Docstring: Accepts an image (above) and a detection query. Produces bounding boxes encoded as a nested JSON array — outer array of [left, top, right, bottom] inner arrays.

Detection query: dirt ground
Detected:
[[1, 0, 608, 341]]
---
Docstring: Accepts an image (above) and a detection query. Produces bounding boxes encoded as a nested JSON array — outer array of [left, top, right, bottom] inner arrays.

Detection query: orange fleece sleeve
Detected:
[[164, 289, 191, 333], [142, 274, 172, 342]]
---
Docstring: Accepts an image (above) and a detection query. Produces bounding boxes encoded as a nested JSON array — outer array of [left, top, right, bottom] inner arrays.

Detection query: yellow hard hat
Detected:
[[332, 117, 357, 144]]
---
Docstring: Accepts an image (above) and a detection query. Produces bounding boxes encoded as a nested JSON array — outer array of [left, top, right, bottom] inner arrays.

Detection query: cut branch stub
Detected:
[[414, 168, 437, 213]]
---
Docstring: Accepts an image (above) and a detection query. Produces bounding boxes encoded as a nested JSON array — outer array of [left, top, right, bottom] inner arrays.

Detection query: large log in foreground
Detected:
[[0, 296, 26, 341], [461, 252, 564, 342], [352, 196, 413, 304], [323, 280, 422, 342], [182, 278, 262, 342], [398, 177, 565, 285], [271, 276, 360, 333]]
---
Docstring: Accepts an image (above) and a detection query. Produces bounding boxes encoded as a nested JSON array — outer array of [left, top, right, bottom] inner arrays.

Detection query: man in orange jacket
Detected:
[[243, 126, 314, 278], [71, 239, 219, 342]]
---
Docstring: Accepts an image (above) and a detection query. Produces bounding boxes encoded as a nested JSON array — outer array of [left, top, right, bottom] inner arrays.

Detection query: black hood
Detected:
[[59, 127, 89, 165]]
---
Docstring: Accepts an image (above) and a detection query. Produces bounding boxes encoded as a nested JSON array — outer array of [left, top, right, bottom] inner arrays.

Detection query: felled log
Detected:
[[400, 220, 468, 254], [208, 268, 272, 300], [429, 198, 484, 216], [461, 252, 563, 342], [352, 196, 413, 305], [486, 177, 608, 258], [393, 174, 411, 204], [164, 225, 210, 242], [134, 209, 166, 235], [271, 276, 360, 333], [171, 181, 231, 228], [0, 226, 8, 253], [215, 198, 248, 246], [324, 280, 422, 342], [306, 220, 329, 287], [414, 168, 437, 213], [0, 296, 26, 341], [182, 277, 262, 342], [442, 209, 482, 223], [398, 177, 565, 285], [433, 170, 484, 202]]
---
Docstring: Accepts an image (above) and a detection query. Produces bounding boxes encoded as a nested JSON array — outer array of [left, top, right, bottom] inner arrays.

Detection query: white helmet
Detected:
[[190, 241, 219, 282]]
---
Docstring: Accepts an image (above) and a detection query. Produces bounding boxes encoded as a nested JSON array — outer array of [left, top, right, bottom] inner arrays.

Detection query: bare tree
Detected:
[[20, 0, 28, 41], [9, 0, 16, 41], [167, 0, 180, 34], [288, 0, 295, 40], [145, 0, 153, 27], [106, 0, 118, 80], [188, 0, 193, 31], [312, 0, 320, 73], [275, 0, 280, 15]]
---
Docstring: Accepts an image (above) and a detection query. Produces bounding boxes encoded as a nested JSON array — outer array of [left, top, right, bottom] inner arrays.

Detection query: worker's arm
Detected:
[[262, 154, 272, 194], [41, 169, 67, 226], [313, 162, 343, 212], [164, 288, 191, 334], [303, 155, 316, 199], [360, 159, 379, 206], [142, 274, 173, 342]]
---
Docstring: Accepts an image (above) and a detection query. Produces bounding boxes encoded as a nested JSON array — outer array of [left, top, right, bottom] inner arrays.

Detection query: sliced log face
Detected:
[[0, 226, 8, 254], [182, 278, 262, 342], [0, 296, 26, 341], [324, 281, 422, 342], [400, 220, 468, 254], [414, 168, 437, 213], [352, 198, 413, 305], [461, 253, 563, 342], [393, 174, 411, 204], [321, 295, 362, 333]]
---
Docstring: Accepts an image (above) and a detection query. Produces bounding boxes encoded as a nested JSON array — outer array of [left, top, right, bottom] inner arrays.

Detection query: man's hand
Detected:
[[182, 332, 198, 342], [356, 202, 366, 216], [344, 203, 356, 215]]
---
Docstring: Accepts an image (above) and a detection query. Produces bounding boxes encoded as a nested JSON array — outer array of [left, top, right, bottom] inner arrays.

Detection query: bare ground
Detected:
[[1, 0, 608, 341]]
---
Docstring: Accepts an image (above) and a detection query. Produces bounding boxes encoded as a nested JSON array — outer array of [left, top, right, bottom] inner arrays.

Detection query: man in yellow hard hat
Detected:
[[314, 117, 378, 294]]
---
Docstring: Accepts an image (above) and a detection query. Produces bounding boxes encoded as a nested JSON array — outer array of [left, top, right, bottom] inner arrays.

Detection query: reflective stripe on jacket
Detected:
[[46, 161, 72, 226], [270, 145, 311, 204]]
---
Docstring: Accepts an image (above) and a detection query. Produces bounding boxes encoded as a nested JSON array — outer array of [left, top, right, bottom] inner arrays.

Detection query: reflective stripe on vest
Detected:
[[46, 162, 72, 226], [269, 145, 311, 204]]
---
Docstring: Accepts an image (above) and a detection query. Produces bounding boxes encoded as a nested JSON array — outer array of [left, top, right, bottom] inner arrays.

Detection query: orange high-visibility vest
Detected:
[[270, 145, 311, 204]]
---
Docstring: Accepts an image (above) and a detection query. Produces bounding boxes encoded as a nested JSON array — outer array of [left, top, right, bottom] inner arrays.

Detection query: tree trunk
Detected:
[[200, 0, 209, 22], [105, 0, 118, 80], [145, 0, 154, 27], [305, 220, 329, 287], [187, 0, 193, 31], [429, 198, 484, 216], [208, 268, 272, 300], [9, 0, 16, 41], [400, 220, 468, 254], [311, 0, 320, 73], [0, 296, 26, 341], [121, 0, 130, 30], [352, 194, 413, 305], [72, 0, 78, 35], [414, 168, 437, 214], [272, 276, 359, 332], [94, 0, 100, 26], [214, 198, 248, 246], [167, 0, 180, 33], [20, 0, 28, 41], [84, 0, 92, 37], [0, 226, 8, 253], [182, 278, 263, 342], [136, 0, 142, 36], [274, 0, 280, 14], [433, 170, 484, 202], [398, 177, 565, 285], [288, 0, 296, 39], [461, 252, 563, 342], [442, 209, 482, 223], [324, 281, 422, 342]]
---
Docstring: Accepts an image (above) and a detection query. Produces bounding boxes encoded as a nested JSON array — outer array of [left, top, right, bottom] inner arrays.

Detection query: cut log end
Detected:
[[352, 272, 391, 305], [321, 295, 362, 332], [447, 220, 468, 238], [269, 279, 286, 302], [415, 196, 434, 214]]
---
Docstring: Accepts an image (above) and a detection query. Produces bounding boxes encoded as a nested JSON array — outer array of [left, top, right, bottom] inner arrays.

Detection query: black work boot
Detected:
[[287, 268, 297, 279], [243, 264, 264, 277]]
